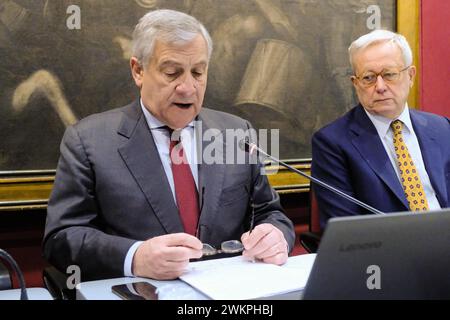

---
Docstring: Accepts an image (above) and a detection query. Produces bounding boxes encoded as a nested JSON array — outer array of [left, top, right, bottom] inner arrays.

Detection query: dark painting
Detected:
[[0, 0, 395, 171]]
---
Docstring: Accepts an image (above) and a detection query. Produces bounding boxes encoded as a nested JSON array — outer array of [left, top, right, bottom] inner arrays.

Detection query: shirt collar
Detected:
[[140, 98, 195, 130], [395, 104, 413, 134], [364, 103, 412, 138]]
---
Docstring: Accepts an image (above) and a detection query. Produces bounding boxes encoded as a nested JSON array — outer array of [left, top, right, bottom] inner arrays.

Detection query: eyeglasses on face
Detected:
[[353, 66, 410, 87]]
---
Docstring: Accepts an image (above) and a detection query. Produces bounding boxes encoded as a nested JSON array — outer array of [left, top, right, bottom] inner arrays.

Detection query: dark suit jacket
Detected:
[[43, 100, 295, 280], [312, 105, 450, 229]]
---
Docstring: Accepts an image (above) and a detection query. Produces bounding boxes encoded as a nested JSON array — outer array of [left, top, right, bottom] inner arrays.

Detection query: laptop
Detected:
[[302, 209, 450, 299]]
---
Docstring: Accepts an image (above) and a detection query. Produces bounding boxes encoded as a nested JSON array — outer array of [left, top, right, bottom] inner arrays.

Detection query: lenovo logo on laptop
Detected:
[[339, 241, 382, 252]]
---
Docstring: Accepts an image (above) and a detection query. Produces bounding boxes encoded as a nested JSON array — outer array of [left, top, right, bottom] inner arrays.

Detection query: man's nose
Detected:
[[175, 74, 196, 96], [374, 75, 387, 93]]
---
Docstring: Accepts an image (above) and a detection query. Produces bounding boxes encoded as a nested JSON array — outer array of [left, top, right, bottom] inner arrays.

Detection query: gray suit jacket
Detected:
[[43, 100, 295, 280]]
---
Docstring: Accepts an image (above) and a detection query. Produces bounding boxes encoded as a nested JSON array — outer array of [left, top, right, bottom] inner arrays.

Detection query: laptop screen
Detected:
[[302, 209, 450, 299]]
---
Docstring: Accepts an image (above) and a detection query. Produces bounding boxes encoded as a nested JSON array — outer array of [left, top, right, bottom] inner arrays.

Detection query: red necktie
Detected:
[[168, 128, 199, 235]]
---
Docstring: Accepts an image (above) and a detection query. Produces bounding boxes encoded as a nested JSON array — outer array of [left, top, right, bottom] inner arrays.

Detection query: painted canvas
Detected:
[[0, 0, 395, 171]]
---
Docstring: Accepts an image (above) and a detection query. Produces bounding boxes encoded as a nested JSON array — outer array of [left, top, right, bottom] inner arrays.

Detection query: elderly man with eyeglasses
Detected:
[[311, 29, 450, 229]]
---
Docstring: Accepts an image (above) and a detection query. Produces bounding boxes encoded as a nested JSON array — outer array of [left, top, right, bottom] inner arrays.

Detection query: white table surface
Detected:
[[0, 287, 53, 300], [76, 254, 316, 300]]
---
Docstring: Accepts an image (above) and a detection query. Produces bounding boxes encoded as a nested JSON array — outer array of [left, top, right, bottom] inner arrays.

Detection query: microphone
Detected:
[[0, 249, 29, 300], [239, 138, 384, 215]]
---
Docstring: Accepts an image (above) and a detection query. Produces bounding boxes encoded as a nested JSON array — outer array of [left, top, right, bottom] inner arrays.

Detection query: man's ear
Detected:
[[350, 75, 358, 88], [130, 57, 143, 88], [408, 65, 416, 87]]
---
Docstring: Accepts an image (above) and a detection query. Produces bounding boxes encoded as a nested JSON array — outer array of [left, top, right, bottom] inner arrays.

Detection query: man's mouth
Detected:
[[374, 98, 392, 103], [174, 103, 193, 109]]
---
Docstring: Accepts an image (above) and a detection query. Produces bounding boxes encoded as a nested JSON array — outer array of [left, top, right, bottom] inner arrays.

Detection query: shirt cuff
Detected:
[[124, 241, 144, 277]]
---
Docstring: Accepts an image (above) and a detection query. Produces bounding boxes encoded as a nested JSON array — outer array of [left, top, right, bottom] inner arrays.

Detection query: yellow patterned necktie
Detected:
[[391, 120, 429, 211]]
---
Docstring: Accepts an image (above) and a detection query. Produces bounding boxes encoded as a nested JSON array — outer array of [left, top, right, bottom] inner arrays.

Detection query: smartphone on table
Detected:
[[111, 281, 158, 300]]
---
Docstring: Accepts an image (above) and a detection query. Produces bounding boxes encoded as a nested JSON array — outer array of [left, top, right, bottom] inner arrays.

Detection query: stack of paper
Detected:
[[179, 254, 316, 300]]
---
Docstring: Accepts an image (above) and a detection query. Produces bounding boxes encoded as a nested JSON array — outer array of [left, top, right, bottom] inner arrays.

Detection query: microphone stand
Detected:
[[241, 140, 384, 216], [0, 249, 29, 300]]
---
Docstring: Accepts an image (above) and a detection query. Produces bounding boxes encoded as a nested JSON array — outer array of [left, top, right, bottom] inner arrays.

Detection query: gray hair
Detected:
[[131, 9, 213, 68], [348, 29, 413, 70]]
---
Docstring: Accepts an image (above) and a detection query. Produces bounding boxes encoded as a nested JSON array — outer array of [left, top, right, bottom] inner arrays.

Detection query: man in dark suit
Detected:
[[312, 29, 450, 229], [43, 9, 294, 281]]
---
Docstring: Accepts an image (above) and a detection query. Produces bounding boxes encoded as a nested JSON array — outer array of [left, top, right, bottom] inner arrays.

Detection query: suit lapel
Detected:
[[195, 111, 226, 243], [410, 111, 447, 207], [350, 106, 409, 210], [117, 102, 183, 234]]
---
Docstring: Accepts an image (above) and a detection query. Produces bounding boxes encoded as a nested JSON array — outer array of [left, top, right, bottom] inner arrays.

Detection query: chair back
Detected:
[[299, 186, 323, 253], [309, 187, 321, 234]]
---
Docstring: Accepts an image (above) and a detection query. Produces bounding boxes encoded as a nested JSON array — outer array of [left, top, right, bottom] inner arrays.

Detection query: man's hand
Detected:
[[241, 223, 289, 265], [132, 233, 203, 280]]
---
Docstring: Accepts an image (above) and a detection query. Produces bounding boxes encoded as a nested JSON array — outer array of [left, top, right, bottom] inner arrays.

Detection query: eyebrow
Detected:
[[363, 65, 404, 73], [159, 60, 208, 69]]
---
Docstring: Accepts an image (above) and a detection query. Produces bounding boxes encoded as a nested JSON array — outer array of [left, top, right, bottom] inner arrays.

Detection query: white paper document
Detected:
[[179, 254, 316, 300]]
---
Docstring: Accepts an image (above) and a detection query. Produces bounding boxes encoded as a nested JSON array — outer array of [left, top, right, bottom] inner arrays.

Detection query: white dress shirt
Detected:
[[364, 104, 441, 211], [124, 100, 199, 276]]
